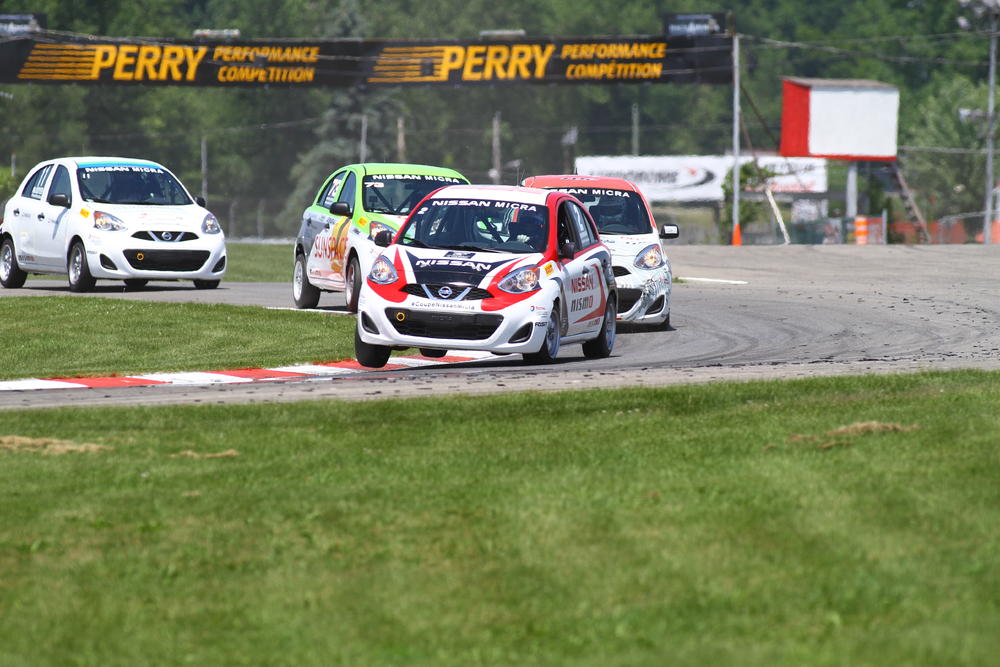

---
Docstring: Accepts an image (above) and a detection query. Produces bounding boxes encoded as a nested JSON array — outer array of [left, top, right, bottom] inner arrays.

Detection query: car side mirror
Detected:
[[195, 196, 207, 207], [559, 241, 576, 259], [660, 223, 679, 240], [48, 193, 70, 208], [329, 201, 352, 217], [373, 229, 393, 247]]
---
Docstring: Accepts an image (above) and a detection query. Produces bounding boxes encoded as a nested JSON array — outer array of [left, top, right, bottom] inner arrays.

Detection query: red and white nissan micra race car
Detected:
[[354, 184, 618, 367], [523, 174, 678, 328]]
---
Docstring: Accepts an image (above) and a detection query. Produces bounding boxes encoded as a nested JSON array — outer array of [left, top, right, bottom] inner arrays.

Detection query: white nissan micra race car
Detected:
[[1, 156, 226, 291], [354, 185, 618, 367], [523, 174, 678, 328]]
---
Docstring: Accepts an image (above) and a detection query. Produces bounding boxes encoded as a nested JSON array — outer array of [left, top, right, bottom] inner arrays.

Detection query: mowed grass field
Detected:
[[1, 372, 999, 665]]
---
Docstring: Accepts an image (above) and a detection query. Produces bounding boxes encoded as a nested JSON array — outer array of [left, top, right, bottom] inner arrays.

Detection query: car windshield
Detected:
[[77, 164, 192, 205], [549, 188, 652, 235], [399, 198, 549, 254], [362, 174, 467, 215]]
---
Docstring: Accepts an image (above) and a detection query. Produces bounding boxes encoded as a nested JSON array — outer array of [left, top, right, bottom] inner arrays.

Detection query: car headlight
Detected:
[[369, 221, 395, 240], [498, 266, 540, 294], [368, 255, 398, 284], [202, 214, 222, 234], [93, 211, 127, 231], [634, 243, 665, 270]]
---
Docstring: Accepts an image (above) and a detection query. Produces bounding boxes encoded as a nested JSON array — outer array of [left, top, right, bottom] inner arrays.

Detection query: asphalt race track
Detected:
[[2, 244, 999, 410]]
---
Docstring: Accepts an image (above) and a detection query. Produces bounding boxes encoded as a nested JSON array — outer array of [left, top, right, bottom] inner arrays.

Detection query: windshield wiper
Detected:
[[439, 244, 500, 253]]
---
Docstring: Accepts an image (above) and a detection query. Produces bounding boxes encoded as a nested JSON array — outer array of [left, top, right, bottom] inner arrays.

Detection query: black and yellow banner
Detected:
[[0, 33, 732, 87]]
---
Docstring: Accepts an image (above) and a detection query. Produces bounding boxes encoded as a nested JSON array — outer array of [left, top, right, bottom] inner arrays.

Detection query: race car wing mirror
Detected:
[[195, 196, 207, 207], [329, 202, 352, 217], [48, 193, 70, 208], [373, 229, 393, 247], [660, 223, 679, 239], [559, 241, 576, 259]]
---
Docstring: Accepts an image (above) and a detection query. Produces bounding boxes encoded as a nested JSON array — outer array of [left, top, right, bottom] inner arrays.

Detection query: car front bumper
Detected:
[[84, 233, 227, 281], [612, 263, 671, 323]]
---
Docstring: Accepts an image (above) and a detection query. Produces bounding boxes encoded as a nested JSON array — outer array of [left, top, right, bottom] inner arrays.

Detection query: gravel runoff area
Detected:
[[1, 243, 998, 409]]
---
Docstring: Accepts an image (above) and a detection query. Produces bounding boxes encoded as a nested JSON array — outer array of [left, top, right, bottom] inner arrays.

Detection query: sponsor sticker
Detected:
[[543, 262, 554, 277], [80, 208, 90, 218]]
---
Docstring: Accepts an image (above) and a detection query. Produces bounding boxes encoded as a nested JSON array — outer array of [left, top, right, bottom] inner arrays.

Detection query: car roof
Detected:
[[343, 163, 468, 179], [69, 156, 166, 169], [522, 174, 641, 193], [429, 184, 551, 206]]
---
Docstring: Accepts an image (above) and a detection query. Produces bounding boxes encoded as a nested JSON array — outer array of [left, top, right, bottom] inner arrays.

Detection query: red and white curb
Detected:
[[0, 351, 495, 392]]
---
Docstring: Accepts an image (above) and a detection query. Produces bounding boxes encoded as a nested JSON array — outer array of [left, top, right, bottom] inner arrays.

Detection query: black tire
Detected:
[[0, 237, 27, 288], [292, 253, 320, 308], [67, 241, 95, 293], [124, 279, 148, 289], [523, 307, 561, 364], [344, 255, 361, 313], [582, 297, 617, 359], [419, 348, 448, 358], [193, 279, 220, 290], [355, 325, 391, 368]]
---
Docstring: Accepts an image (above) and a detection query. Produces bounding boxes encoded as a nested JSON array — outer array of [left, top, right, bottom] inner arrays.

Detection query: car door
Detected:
[[32, 164, 75, 268], [7, 163, 54, 270], [305, 170, 355, 289], [561, 200, 607, 337]]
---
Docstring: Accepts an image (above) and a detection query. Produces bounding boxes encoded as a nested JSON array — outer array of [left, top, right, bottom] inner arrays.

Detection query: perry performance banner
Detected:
[[0, 33, 732, 87]]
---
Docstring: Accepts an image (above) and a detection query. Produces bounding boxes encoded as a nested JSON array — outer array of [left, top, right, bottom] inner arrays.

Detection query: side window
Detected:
[[318, 172, 345, 208], [569, 203, 597, 247], [48, 166, 72, 204], [557, 202, 579, 251], [21, 165, 53, 200], [337, 172, 357, 209]]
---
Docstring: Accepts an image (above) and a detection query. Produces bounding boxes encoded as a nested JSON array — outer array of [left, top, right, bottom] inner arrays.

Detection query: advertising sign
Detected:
[[575, 155, 828, 203], [0, 33, 733, 87]]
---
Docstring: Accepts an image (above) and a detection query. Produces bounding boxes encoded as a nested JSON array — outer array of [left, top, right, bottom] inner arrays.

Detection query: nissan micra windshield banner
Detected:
[[0, 33, 732, 87]]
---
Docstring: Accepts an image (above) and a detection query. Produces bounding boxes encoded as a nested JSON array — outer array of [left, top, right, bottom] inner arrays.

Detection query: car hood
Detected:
[[600, 233, 664, 261], [396, 246, 541, 286], [88, 204, 208, 229]]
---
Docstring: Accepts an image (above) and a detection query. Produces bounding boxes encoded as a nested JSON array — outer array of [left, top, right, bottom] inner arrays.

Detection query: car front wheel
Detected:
[[582, 296, 617, 359], [344, 255, 361, 313], [523, 307, 561, 364], [0, 237, 27, 288], [67, 241, 95, 292], [293, 253, 320, 308], [355, 326, 391, 368]]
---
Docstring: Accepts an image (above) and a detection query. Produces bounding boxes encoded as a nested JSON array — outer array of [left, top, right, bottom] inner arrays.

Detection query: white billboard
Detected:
[[574, 155, 827, 203]]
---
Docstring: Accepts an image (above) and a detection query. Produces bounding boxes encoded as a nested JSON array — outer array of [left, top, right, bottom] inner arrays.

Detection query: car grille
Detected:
[[123, 249, 210, 271], [131, 231, 198, 242], [617, 288, 642, 312], [612, 265, 631, 277], [385, 308, 503, 340], [401, 283, 492, 300]]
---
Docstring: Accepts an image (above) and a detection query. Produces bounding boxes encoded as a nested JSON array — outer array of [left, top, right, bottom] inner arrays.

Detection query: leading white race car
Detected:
[[354, 184, 618, 367]]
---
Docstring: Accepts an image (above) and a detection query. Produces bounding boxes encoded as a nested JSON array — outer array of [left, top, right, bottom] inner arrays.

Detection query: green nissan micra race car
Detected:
[[292, 163, 469, 310]]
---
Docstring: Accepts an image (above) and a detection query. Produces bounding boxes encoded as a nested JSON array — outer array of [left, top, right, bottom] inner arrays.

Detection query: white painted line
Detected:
[[678, 276, 749, 285], [267, 364, 361, 376], [133, 372, 255, 385], [265, 307, 352, 316], [0, 379, 89, 391]]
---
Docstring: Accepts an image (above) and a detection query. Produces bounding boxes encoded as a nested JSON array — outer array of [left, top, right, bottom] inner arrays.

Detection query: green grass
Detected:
[[0, 296, 355, 379], [222, 241, 293, 282], [0, 371, 998, 665], [24, 242, 294, 284]]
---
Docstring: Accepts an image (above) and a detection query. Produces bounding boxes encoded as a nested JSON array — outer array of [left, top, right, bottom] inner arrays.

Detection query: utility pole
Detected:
[[631, 103, 640, 155], [984, 9, 997, 243], [359, 114, 368, 163], [396, 116, 406, 163], [200, 135, 208, 201], [730, 33, 741, 244], [491, 112, 502, 184]]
